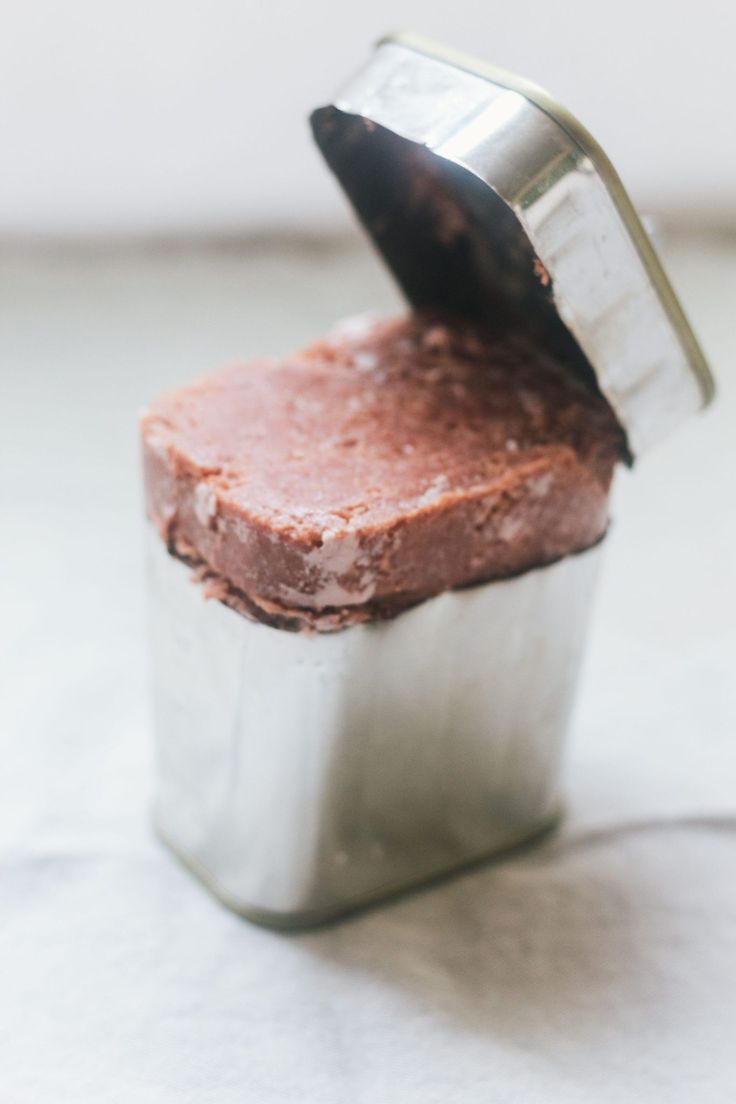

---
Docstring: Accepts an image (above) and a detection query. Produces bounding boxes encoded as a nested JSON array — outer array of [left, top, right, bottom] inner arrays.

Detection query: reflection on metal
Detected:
[[150, 37, 714, 927], [149, 533, 600, 927], [311, 34, 714, 456]]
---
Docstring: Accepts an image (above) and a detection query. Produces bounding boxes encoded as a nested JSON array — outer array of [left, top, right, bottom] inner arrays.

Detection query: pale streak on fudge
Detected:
[[141, 312, 625, 632]]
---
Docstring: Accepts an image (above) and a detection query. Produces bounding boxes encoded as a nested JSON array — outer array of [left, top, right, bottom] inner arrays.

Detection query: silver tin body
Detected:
[[149, 532, 601, 927]]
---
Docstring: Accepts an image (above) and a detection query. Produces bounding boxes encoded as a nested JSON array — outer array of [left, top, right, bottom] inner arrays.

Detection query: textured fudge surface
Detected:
[[142, 313, 624, 631]]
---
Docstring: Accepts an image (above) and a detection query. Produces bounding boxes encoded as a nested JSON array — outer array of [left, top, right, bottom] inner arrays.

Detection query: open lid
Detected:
[[310, 32, 714, 457]]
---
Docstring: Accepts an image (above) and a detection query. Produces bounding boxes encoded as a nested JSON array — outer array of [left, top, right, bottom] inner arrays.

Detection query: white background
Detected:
[[2, 0, 735, 237], [4, 5, 736, 1096], [3, 235, 735, 1102]]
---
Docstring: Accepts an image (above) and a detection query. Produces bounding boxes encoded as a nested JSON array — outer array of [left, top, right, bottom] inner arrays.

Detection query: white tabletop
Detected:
[[2, 233, 735, 1102]]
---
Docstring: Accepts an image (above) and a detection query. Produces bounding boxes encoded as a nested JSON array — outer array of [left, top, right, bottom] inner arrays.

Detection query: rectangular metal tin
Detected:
[[148, 36, 712, 927], [149, 532, 601, 928]]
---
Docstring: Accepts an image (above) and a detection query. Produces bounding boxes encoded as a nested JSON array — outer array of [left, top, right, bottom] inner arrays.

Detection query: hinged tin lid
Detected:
[[311, 32, 714, 456]]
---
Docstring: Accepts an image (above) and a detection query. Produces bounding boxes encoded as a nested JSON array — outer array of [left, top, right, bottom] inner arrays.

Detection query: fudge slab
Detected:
[[141, 313, 624, 631]]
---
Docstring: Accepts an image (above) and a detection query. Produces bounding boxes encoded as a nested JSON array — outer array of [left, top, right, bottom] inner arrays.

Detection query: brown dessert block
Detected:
[[142, 312, 624, 631]]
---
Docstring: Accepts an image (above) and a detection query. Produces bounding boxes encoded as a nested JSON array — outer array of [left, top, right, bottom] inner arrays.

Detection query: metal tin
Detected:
[[149, 532, 601, 927], [311, 32, 714, 455], [148, 36, 713, 927]]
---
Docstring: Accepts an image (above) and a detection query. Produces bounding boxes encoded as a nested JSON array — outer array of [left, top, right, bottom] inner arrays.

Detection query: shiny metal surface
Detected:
[[149, 532, 601, 927], [150, 38, 713, 925], [311, 35, 714, 456]]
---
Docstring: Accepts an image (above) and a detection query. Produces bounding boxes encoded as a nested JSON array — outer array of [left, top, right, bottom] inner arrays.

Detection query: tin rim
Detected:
[[379, 30, 714, 409]]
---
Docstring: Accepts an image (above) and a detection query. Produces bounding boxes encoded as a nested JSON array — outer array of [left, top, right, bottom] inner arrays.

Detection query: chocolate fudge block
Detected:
[[142, 312, 625, 631]]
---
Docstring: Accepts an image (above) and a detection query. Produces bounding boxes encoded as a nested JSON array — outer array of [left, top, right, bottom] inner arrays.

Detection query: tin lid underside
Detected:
[[311, 35, 714, 456]]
